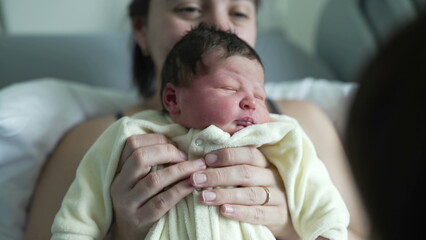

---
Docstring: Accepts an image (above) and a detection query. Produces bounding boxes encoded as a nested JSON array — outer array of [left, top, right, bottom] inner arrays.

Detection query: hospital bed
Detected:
[[0, 0, 421, 239]]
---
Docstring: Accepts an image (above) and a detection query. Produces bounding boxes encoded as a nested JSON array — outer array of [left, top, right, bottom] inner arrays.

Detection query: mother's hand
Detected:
[[108, 134, 206, 240], [192, 147, 299, 240]]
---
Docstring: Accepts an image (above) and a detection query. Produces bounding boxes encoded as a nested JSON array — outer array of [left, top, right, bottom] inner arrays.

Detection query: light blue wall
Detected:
[[258, 0, 330, 55], [0, 0, 328, 55], [0, 0, 5, 34], [0, 0, 131, 34]]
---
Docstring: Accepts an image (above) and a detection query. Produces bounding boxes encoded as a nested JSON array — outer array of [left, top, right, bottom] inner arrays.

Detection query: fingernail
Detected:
[[223, 205, 235, 213], [193, 159, 206, 168], [205, 153, 217, 165], [193, 173, 207, 186], [202, 191, 216, 202]]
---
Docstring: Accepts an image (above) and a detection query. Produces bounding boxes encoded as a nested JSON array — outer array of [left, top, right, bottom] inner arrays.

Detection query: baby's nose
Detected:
[[240, 97, 256, 110]]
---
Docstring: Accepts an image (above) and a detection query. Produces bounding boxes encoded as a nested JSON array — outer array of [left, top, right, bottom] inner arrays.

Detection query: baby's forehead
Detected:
[[193, 52, 265, 86], [199, 49, 263, 72]]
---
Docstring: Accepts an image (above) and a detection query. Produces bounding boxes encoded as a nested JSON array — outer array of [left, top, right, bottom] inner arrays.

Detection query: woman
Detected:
[[25, 0, 368, 239]]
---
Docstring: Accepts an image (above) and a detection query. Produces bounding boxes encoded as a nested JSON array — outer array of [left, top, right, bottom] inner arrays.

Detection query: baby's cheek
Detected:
[[257, 108, 271, 123], [204, 107, 234, 126], [212, 109, 235, 125]]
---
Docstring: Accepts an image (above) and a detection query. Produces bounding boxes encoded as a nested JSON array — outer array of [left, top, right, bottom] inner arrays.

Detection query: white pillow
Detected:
[[0, 78, 139, 240], [265, 78, 357, 136]]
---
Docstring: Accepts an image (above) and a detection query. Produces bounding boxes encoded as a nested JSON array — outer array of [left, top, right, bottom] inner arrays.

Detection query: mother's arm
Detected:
[[276, 100, 370, 240], [24, 116, 118, 240]]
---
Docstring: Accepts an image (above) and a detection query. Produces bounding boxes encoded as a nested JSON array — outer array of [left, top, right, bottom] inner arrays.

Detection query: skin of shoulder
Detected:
[[274, 99, 342, 161]]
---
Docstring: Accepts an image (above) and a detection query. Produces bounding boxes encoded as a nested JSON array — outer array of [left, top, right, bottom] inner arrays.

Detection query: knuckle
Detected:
[[154, 133, 170, 144], [247, 187, 258, 203], [239, 165, 253, 183], [253, 207, 265, 221], [224, 148, 234, 163], [152, 194, 169, 211], [176, 162, 190, 174], [165, 143, 177, 155], [215, 148, 232, 164], [169, 186, 183, 198], [127, 135, 140, 149], [211, 168, 225, 183], [133, 148, 146, 163], [169, 182, 190, 200], [162, 163, 187, 180], [146, 171, 162, 189], [132, 149, 152, 171], [142, 210, 159, 225], [247, 147, 259, 164]]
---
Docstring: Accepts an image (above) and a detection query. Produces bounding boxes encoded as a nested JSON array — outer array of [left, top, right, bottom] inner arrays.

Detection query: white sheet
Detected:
[[0, 78, 357, 240], [0, 78, 140, 240], [265, 78, 357, 135]]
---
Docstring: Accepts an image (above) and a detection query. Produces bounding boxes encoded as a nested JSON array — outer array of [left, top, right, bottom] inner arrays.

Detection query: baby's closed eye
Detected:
[[219, 86, 238, 93]]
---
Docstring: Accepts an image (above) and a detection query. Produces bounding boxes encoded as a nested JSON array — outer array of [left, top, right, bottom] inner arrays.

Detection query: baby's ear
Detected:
[[163, 83, 180, 115]]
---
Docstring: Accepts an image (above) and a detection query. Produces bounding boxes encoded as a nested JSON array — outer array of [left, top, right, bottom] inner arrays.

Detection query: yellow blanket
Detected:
[[51, 110, 349, 240]]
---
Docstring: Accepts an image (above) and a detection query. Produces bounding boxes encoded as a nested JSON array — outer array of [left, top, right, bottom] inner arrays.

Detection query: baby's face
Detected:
[[175, 52, 270, 134]]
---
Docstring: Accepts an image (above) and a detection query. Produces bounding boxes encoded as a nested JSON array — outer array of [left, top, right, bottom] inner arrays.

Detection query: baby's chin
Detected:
[[223, 124, 248, 135]]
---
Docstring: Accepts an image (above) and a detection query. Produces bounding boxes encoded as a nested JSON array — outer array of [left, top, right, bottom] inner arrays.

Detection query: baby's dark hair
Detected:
[[161, 23, 263, 104]]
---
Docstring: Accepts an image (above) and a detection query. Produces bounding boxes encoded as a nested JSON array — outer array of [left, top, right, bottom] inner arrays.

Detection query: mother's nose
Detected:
[[240, 97, 256, 110]]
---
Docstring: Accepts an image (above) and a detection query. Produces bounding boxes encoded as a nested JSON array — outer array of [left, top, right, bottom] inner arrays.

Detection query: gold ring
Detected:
[[261, 186, 270, 206]]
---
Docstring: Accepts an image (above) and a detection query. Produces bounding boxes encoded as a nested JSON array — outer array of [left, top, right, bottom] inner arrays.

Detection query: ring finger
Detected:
[[191, 165, 276, 188], [199, 186, 283, 206]]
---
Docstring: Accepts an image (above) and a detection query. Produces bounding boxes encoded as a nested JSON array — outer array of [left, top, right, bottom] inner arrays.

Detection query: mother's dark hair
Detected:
[[128, 0, 262, 98]]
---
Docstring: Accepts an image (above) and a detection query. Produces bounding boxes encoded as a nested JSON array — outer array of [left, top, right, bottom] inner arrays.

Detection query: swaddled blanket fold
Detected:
[[51, 110, 349, 240]]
